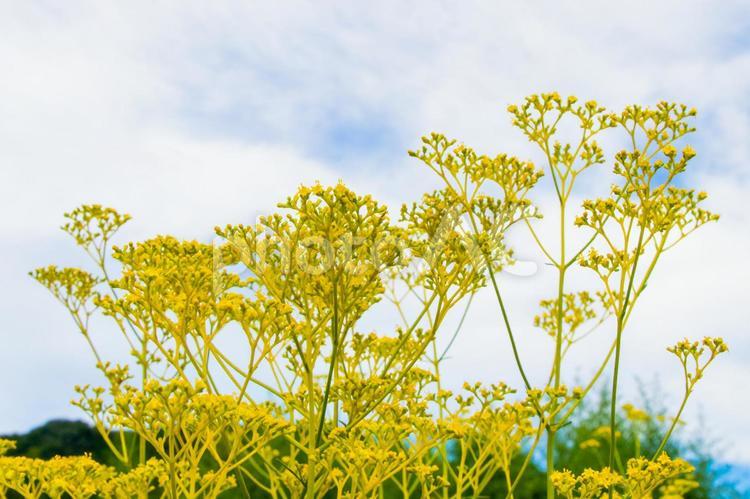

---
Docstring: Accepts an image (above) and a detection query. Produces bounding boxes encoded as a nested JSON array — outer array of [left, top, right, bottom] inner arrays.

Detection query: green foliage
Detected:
[[1, 420, 114, 464]]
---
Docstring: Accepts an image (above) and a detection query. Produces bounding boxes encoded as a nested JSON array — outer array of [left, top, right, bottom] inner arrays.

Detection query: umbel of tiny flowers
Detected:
[[551, 453, 697, 499], [651, 337, 728, 457]]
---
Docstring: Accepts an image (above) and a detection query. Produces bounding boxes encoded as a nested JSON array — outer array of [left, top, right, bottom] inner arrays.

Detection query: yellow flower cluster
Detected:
[[552, 454, 695, 498], [21, 93, 726, 498], [0, 454, 117, 499]]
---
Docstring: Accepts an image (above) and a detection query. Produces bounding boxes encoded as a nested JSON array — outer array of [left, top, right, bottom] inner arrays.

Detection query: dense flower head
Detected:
[[534, 291, 611, 342], [552, 454, 694, 498], [61, 204, 131, 252], [0, 454, 116, 499], [217, 182, 401, 326], [30, 266, 101, 320]]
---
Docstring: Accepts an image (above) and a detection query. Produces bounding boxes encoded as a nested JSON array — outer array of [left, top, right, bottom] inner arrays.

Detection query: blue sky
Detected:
[[1, 0, 749, 471]]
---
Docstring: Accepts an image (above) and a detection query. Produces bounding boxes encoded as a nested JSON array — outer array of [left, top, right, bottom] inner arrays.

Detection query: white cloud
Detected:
[[1, 0, 749, 465]]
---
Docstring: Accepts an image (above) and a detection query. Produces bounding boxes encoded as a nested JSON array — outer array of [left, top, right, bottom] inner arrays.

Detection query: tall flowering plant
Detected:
[[4, 93, 725, 498]]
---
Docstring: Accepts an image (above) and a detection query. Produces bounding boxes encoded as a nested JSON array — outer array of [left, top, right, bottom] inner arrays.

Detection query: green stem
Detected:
[[547, 179, 567, 499], [546, 428, 557, 499], [486, 269, 534, 394], [507, 424, 544, 498], [316, 283, 339, 446], [653, 387, 690, 458], [608, 224, 645, 497]]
